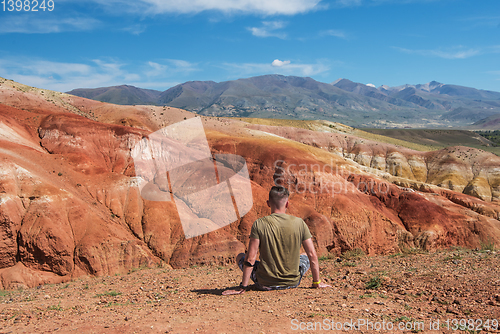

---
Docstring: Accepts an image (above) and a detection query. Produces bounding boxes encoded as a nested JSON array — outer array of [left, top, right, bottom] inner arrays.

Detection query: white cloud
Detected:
[[460, 15, 500, 29], [335, 0, 362, 6], [145, 62, 168, 78], [20, 61, 93, 76], [0, 56, 199, 92], [366, 83, 376, 87], [487, 71, 500, 81], [394, 46, 481, 59], [223, 60, 330, 77], [167, 59, 199, 71], [148, 61, 168, 73], [0, 1, 324, 35], [122, 24, 147, 35], [335, 0, 444, 6], [322, 29, 348, 39], [271, 59, 291, 67], [87, 0, 322, 15], [146, 59, 199, 77], [487, 45, 500, 53], [248, 21, 287, 39], [0, 16, 100, 33]]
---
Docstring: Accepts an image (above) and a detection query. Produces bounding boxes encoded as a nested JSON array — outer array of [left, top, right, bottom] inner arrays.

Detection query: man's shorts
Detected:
[[237, 253, 310, 291]]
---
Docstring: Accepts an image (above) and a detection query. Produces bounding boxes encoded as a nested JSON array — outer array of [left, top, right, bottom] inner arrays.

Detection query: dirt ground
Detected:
[[1, 248, 499, 334]]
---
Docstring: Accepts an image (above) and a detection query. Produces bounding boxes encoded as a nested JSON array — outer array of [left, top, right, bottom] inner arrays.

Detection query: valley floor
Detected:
[[1, 248, 499, 333]]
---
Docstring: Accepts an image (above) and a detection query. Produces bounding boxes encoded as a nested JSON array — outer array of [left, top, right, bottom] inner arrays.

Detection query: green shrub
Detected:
[[95, 290, 122, 297], [341, 248, 366, 261], [480, 237, 495, 252], [365, 275, 383, 290]]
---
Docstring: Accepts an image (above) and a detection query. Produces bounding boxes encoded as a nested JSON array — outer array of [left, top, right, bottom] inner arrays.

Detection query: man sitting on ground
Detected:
[[223, 186, 330, 295]]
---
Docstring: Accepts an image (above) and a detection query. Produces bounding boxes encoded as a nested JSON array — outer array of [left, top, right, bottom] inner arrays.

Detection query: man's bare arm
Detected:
[[241, 237, 259, 287], [222, 237, 259, 295], [302, 238, 330, 288]]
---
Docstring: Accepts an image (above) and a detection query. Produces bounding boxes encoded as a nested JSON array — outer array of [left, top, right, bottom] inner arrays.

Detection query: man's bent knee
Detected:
[[236, 253, 246, 271], [299, 254, 311, 277], [236, 253, 245, 263]]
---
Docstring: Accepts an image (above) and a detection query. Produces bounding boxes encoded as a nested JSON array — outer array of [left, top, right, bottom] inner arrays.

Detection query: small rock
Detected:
[[434, 306, 445, 314]]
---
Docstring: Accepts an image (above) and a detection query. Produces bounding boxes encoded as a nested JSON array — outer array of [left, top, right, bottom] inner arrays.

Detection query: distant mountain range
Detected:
[[68, 85, 162, 105], [67, 75, 500, 128]]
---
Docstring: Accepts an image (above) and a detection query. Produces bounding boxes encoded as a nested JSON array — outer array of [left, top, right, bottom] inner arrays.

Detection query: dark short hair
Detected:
[[269, 186, 289, 207]]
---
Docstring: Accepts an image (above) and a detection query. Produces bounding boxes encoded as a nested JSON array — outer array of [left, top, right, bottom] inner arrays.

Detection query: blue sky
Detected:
[[0, 0, 499, 93]]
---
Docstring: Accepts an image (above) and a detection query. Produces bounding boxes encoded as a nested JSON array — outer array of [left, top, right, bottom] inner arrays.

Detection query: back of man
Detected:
[[222, 186, 329, 295], [251, 213, 312, 287]]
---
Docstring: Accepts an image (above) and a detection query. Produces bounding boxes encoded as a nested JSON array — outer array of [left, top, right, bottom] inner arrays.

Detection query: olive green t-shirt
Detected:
[[250, 213, 312, 287]]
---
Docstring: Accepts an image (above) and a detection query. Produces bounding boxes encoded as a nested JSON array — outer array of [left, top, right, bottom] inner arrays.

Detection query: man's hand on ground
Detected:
[[312, 282, 331, 288], [222, 288, 246, 295]]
